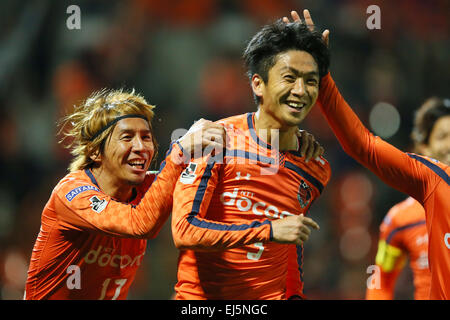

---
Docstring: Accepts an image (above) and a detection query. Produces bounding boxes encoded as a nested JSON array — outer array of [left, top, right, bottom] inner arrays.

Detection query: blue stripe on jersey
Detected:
[[407, 153, 450, 186], [284, 161, 324, 194], [225, 149, 275, 165], [187, 215, 271, 231], [153, 141, 176, 181], [188, 161, 271, 231], [246, 112, 272, 150], [297, 245, 304, 283], [386, 220, 426, 244]]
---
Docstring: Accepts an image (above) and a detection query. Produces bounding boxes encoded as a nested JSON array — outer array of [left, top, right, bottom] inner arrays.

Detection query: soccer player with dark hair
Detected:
[[286, 10, 449, 299], [171, 19, 331, 299], [366, 98, 449, 300], [25, 89, 226, 299]]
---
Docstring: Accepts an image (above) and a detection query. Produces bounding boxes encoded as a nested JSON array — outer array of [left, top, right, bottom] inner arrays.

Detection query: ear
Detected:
[[251, 74, 264, 101], [89, 149, 102, 165]]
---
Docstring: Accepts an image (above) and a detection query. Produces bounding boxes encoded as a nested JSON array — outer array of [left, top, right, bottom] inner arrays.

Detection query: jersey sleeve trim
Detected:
[[407, 153, 450, 186], [385, 220, 426, 244], [284, 161, 324, 194]]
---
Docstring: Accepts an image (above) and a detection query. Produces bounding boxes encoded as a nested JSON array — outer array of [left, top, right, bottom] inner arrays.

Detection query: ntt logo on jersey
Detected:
[[84, 246, 145, 269], [65, 185, 99, 201], [220, 188, 294, 219]]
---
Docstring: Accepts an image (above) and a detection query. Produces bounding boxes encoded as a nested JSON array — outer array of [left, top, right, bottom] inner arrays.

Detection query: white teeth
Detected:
[[129, 160, 145, 168]]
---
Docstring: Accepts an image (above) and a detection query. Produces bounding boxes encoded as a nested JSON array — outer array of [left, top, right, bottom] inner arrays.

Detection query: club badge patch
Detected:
[[180, 162, 198, 184], [297, 180, 312, 209], [89, 196, 108, 213]]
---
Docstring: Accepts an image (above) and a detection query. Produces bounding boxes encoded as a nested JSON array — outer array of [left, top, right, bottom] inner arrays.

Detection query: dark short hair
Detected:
[[411, 97, 450, 147], [243, 19, 330, 104]]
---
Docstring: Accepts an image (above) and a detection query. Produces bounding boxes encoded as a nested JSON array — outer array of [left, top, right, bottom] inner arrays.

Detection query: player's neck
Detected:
[[91, 167, 133, 202], [254, 109, 298, 151]]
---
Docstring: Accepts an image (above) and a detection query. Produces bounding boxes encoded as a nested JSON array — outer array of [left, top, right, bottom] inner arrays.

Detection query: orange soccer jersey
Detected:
[[172, 112, 331, 300], [25, 144, 184, 300], [366, 197, 431, 300], [318, 73, 450, 299]]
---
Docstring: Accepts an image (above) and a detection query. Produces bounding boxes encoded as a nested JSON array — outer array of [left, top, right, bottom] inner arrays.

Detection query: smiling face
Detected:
[[98, 117, 155, 188], [252, 50, 320, 128]]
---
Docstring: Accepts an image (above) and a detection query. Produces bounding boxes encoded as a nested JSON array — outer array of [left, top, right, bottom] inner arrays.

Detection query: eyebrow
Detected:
[[117, 128, 151, 135], [279, 67, 319, 77]]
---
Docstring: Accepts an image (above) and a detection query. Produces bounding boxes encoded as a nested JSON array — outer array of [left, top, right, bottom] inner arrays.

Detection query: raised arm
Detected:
[[56, 143, 186, 239]]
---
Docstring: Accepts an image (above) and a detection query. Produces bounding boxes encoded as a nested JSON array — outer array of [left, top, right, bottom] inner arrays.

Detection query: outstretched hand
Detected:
[[282, 9, 330, 47]]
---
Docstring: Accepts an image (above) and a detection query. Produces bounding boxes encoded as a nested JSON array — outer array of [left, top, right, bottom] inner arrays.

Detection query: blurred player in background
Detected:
[[286, 9, 450, 299], [24, 89, 225, 299], [171, 19, 330, 300], [366, 97, 450, 300]]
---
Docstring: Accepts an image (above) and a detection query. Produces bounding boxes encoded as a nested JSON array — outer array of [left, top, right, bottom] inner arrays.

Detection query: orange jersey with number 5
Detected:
[[172, 112, 331, 300]]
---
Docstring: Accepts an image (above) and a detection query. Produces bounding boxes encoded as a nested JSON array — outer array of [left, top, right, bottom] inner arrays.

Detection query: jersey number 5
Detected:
[[247, 242, 265, 260]]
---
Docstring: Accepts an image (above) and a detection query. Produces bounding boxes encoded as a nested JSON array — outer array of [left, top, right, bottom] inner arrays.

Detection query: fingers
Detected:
[[271, 214, 319, 245], [299, 130, 311, 158], [297, 129, 324, 162], [303, 9, 315, 30], [282, 9, 330, 47], [300, 214, 320, 230], [322, 29, 330, 47], [312, 143, 325, 161], [291, 10, 301, 23]]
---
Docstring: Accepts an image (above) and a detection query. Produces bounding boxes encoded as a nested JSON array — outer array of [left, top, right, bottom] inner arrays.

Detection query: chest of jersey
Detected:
[[208, 155, 322, 223]]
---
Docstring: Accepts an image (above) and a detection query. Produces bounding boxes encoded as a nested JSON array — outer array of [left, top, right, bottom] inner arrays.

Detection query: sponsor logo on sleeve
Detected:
[[65, 185, 99, 201], [180, 162, 198, 184], [89, 196, 108, 213]]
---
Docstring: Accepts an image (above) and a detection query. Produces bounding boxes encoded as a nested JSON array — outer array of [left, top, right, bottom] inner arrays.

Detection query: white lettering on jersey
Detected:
[[84, 246, 145, 268], [416, 234, 428, 246], [235, 172, 251, 180], [416, 251, 429, 269], [445, 233, 450, 249]]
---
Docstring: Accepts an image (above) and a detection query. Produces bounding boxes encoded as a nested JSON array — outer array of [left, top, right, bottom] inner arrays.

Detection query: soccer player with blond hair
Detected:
[[25, 88, 225, 299]]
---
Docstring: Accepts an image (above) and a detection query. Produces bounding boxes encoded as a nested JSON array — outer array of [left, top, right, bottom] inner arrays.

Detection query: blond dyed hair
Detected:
[[60, 88, 157, 172]]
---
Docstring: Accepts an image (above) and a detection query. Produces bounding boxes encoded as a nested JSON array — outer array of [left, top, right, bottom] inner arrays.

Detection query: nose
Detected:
[[291, 78, 305, 96], [132, 136, 146, 152]]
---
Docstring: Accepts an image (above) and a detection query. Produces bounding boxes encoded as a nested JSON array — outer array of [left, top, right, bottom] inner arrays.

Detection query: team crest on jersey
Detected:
[[89, 196, 108, 213], [180, 162, 198, 184], [297, 180, 311, 209]]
